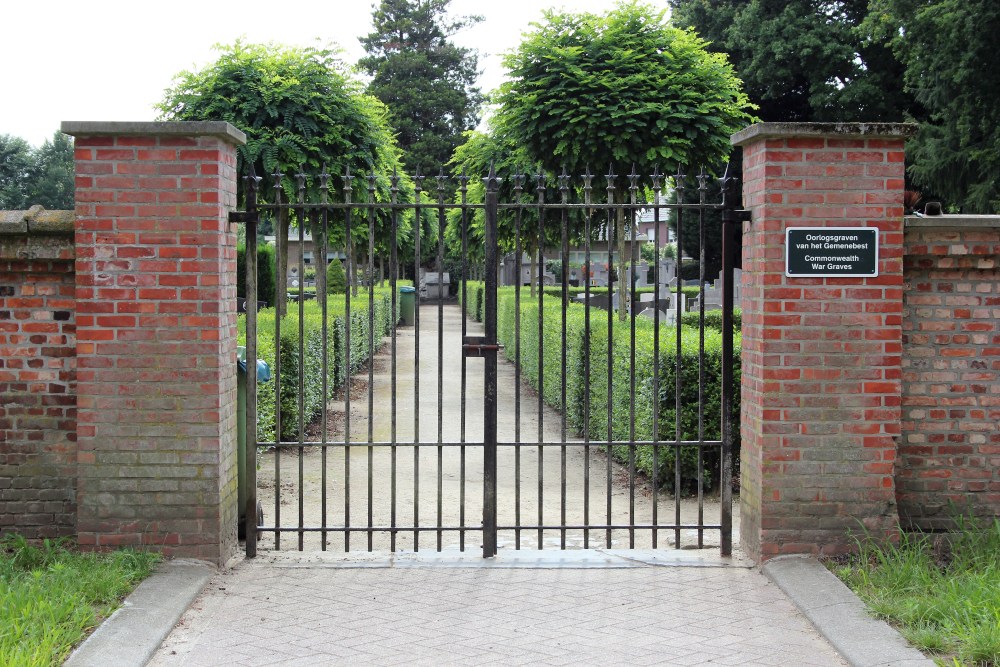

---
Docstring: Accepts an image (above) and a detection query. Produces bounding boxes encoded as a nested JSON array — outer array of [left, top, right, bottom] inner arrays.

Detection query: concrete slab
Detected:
[[65, 560, 214, 667], [762, 556, 934, 667]]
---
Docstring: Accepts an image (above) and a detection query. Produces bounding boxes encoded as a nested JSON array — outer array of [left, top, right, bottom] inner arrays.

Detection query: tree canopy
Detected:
[[359, 0, 484, 175], [493, 1, 754, 176], [668, 0, 909, 123], [866, 0, 1000, 212], [157, 40, 414, 310], [0, 132, 74, 210]]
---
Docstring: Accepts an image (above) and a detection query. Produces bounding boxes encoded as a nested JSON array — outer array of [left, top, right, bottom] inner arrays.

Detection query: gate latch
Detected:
[[462, 336, 504, 358]]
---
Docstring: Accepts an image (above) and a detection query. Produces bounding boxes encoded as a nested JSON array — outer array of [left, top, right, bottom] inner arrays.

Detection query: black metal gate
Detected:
[[234, 164, 741, 558]]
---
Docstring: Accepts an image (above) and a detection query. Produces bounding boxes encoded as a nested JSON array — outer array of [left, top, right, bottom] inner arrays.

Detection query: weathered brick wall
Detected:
[[63, 121, 244, 563], [899, 219, 1000, 529], [0, 207, 77, 539], [733, 122, 913, 561]]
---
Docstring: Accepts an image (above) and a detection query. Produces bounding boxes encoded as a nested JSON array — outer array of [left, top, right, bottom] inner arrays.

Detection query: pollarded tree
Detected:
[[158, 41, 412, 313], [359, 0, 484, 176], [492, 1, 754, 318], [866, 0, 1000, 212]]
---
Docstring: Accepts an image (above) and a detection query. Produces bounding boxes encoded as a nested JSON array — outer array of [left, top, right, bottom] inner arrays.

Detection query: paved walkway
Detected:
[[147, 551, 847, 667]]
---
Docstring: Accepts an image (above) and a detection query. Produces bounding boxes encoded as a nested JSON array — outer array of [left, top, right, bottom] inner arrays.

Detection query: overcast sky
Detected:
[[5, 0, 670, 147]]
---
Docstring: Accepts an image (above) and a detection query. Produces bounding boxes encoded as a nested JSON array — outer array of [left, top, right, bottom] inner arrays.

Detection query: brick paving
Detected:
[[149, 553, 847, 666]]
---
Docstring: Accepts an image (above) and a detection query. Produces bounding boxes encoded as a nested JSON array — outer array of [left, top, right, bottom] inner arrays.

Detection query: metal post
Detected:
[[244, 167, 260, 558], [483, 165, 500, 558], [719, 167, 740, 557]]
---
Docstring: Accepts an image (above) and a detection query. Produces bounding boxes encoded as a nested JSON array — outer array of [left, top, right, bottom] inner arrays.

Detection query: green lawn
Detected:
[[0, 534, 160, 667], [830, 518, 1000, 667]]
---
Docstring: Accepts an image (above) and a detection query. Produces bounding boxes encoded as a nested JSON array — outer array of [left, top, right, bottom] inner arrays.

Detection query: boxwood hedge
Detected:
[[238, 287, 398, 443], [497, 288, 740, 492]]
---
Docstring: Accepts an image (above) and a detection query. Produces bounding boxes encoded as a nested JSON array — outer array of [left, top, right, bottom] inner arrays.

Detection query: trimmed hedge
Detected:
[[497, 289, 740, 492], [238, 287, 398, 443], [236, 242, 277, 306], [458, 280, 485, 322]]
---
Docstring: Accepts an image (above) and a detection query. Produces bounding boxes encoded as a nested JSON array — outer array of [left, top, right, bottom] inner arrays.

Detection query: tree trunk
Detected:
[[617, 207, 628, 321], [311, 214, 327, 301], [275, 208, 289, 317], [529, 251, 537, 298]]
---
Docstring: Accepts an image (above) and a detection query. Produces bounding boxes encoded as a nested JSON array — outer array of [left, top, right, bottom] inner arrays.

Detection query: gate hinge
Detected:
[[462, 336, 504, 358], [723, 209, 752, 224], [228, 210, 258, 225]]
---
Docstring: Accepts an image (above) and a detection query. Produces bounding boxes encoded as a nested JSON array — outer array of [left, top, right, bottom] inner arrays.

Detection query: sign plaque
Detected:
[[785, 227, 879, 278]]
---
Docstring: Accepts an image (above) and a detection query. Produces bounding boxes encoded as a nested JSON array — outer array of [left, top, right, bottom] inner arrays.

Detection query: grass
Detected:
[[0, 534, 160, 667], [830, 517, 1000, 666]]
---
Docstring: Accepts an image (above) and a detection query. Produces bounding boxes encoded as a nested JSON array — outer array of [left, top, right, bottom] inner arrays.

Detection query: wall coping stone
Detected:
[[731, 122, 918, 146], [61, 120, 246, 146], [905, 214, 1000, 229], [0, 206, 74, 235]]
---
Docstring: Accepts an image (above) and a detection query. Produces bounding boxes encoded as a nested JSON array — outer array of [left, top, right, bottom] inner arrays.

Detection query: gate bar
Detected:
[[482, 166, 500, 558]]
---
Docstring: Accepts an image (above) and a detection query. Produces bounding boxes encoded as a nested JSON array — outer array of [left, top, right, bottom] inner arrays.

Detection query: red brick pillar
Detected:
[[62, 121, 245, 563], [731, 122, 915, 561]]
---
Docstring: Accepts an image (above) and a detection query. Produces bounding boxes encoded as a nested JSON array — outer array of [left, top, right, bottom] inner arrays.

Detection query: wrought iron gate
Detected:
[[234, 164, 742, 558]]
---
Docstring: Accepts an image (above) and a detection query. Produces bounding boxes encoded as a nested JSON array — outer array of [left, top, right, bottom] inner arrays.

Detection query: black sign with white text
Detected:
[[785, 228, 879, 277]]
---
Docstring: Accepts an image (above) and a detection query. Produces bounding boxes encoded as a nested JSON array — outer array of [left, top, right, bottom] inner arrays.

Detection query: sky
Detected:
[[5, 0, 670, 148]]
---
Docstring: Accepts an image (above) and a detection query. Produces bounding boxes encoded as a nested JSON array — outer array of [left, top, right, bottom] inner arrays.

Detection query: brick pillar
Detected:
[[731, 122, 916, 561], [62, 121, 245, 563]]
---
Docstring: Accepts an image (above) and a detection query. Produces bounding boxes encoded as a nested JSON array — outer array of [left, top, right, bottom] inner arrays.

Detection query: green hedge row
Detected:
[[458, 280, 486, 322], [497, 290, 741, 492], [238, 288, 398, 443]]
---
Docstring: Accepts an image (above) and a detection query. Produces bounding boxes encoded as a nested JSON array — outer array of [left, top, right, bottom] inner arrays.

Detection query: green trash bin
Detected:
[[236, 346, 270, 539], [399, 285, 416, 326]]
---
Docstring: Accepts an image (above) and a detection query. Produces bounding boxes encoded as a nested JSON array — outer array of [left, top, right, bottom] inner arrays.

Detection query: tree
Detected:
[[866, 0, 1000, 212], [326, 258, 346, 295], [28, 133, 75, 210], [0, 132, 74, 210], [158, 41, 410, 313], [669, 0, 909, 123], [0, 134, 34, 210], [359, 0, 484, 175], [492, 1, 754, 316]]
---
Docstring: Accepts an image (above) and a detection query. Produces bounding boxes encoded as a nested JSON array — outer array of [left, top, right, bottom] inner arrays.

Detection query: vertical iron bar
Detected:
[[674, 168, 685, 550], [436, 171, 447, 552], [459, 171, 469, 551], [535, 169, 545, 550], [413, 173, 422, 552], [390, 171, 399, 552], [296, 173, 306, 551], [558, 169, 569, 550], [582, 168, 593, 550], [272, 168, 283, 550], [483, 165, 500, 558], [697, 170, 708, 549], [244, 167, 260, 558], [342, 168, 352, 552], [651, 169, 661, 549], [513, 170, 523, 550], [367, 172, 376, 552], [320, 170, 330, 551], [413, 173, 423, 552], [605, 166, 615, 549], [628, 169, 639, 549], [720, 169, 738, 557]]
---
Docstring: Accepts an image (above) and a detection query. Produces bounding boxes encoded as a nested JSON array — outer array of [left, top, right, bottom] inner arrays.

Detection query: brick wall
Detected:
[[63, 121, 244, 563], [899, 219, 1000, 529], [0, 207, 77, 539], [733, 123, 914, 561]]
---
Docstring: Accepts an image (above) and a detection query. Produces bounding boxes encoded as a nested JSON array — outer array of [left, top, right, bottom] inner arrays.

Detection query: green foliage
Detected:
[[0, 534, 159, 667], [867, 0, 1000, 212], [359, 0, 483, 175], [326, 259, 346, 295], [457, 280, 485, 322], [238, 288, 399, 442], [834, 517, 1000, 665], [669, 0, 909, 123], [0, 132, 74, 210], [496, 290, 740, 491], [494, 1, 755, 175], [236, 242, 277, 306]]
